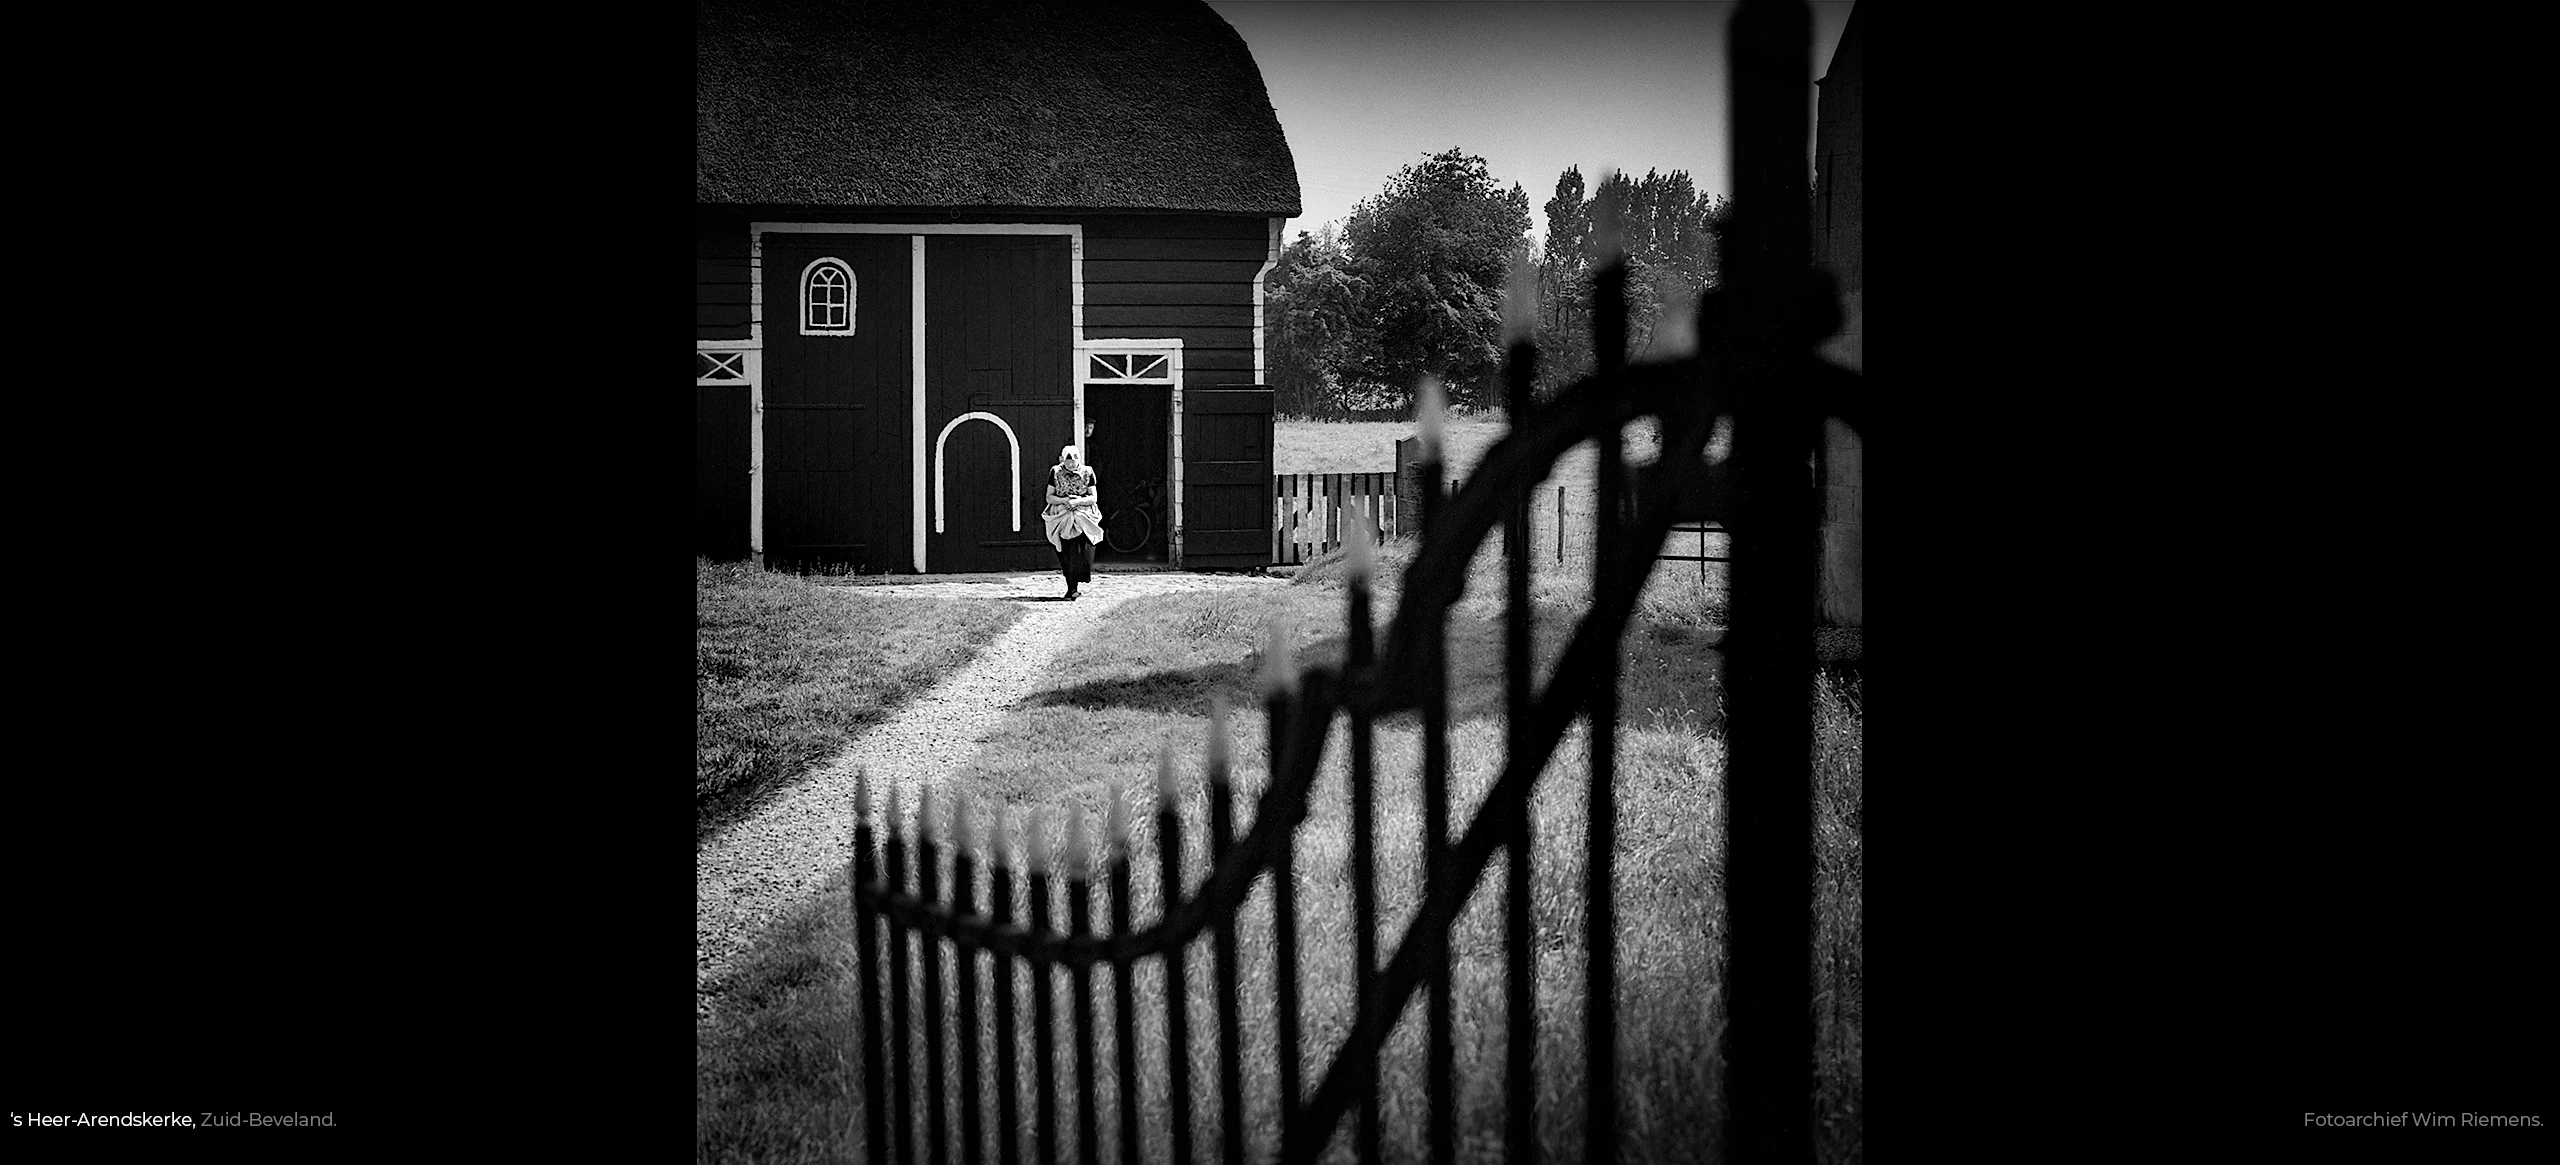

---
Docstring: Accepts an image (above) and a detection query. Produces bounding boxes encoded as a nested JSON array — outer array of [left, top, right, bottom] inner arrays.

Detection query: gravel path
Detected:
[[696, 569, 1288, 1020]]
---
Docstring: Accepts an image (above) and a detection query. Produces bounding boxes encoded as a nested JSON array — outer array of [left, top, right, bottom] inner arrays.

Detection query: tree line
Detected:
[[1265, 147, 1731, 418]]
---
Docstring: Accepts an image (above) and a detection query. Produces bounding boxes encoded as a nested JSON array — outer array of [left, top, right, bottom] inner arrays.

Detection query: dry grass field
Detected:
[[698, 408, 1854, 1165], [698, 536, 1855, 1165], [696, 561, 1025, 840]]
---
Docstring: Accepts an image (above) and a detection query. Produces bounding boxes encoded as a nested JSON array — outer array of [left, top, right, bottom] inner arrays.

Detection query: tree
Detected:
[[1341, 148, 1534, 411], [1538, 167, 1596, 398], [1535, 165, 1731, 396], [1264, 226, 1379, 418]]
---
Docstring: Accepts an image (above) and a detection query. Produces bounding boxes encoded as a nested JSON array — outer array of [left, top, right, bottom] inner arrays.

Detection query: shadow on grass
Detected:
[[1024, 659, 1258, 715], [1017, 613, 1720, 733]]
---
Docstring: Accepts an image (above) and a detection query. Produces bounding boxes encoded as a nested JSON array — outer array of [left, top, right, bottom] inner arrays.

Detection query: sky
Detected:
[[1203, 1, 1856, 250]]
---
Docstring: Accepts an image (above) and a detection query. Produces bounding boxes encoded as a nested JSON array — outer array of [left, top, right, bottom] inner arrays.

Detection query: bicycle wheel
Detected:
[[1105, 507, 1150, 554]]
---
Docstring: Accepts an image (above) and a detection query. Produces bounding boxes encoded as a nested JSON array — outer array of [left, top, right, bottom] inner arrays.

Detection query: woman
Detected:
[[1042, 444, 1105, 599]]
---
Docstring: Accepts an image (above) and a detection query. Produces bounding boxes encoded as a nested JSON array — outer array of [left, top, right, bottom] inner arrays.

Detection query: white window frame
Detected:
[[799, 257, 857, 336], [1085, 351, 1174, 383]]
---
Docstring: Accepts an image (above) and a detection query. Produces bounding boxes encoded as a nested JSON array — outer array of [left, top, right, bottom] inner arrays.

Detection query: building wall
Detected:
[[694, 209, 1271, 365], [691, 208, 1277, 568], [698, 212, 756, 561], [698, 212, 754, 343], [1082, 214, 1269, 392]]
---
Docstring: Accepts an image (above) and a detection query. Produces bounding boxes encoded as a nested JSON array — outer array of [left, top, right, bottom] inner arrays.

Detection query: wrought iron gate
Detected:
[[849, 2, 1862, 1159]]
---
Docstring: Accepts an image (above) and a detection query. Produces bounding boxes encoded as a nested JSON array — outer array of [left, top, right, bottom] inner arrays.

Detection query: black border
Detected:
[[17, 4, 2545, 1161]]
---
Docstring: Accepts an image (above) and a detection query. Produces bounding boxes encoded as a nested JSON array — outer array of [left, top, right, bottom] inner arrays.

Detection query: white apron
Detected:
[[1043, 465, 1105, 551]]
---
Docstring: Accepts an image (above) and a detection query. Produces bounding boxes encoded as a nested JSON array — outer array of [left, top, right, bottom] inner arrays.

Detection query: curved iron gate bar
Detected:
[[850, 333, 1822, 962], [1372, 363, 1716, 689], [854, 679, 1334, 969], [849, 8, 1874, 1159], [1361, 335, 1862, 709], [853, 357, 1734, 1141], [1284, 365, 1731, 1154], [852, 279, 1861, 1165]]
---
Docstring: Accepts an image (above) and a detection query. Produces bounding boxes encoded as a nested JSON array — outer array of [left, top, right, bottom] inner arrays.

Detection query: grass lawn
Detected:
[[696, 559, 1025, 840], [1275, 413, 1510, 478], [697, 540, 1859, 1163]]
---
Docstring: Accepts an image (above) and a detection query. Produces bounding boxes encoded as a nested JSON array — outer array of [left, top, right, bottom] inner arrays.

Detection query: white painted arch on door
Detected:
[[932, 411, 1022, 536]]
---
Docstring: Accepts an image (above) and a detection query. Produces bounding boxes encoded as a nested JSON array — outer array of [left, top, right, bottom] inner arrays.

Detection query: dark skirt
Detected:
[[1057, 534, 1092, 585]]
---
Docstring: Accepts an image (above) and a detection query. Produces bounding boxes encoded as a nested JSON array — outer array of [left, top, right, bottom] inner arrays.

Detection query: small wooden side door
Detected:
[[1180, 386, 1274, 570]]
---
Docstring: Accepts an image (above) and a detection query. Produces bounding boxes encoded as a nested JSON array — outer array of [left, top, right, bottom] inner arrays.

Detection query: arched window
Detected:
[[801, 258, 856, 335]]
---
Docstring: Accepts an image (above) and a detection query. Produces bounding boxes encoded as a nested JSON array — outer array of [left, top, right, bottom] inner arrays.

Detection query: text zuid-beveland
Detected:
[[197, 1112, 337, 1127]]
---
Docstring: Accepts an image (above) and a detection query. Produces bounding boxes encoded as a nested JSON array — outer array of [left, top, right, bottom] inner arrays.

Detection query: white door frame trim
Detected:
[[1077, 338, 1185, 567], [1254, 217, 1281, 385]]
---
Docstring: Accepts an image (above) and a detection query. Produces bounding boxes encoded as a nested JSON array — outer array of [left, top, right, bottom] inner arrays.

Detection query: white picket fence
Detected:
[[1271, 472, 1398, 565]]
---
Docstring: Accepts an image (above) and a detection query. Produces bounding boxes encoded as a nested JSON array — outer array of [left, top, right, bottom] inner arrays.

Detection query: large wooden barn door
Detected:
[[925, 235, 1073, 573], [1181, 385, 1275, 570], [761, 233, 911, 572]]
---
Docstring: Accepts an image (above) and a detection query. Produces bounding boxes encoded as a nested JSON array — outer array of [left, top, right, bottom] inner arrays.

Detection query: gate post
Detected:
[[1722, 1, 1821, 1161], [1393, 435, 1425, 541]]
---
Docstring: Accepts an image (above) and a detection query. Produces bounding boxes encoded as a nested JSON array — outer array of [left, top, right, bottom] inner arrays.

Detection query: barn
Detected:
[[696, 0, 1302, 573]]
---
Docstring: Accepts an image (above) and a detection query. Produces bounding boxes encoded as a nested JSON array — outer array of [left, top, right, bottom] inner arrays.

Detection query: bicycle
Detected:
[[1103, 475, 1164, 554]]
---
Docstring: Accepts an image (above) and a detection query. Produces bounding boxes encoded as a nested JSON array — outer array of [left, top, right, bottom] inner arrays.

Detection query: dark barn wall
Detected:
[[697, 387, 751, 560], [696, 210, 1269, 385], [1082, 214, 1270, 390], [697, 209, 752, 562], [693, 209, 1275, 571], [697, 212, 753, 342]]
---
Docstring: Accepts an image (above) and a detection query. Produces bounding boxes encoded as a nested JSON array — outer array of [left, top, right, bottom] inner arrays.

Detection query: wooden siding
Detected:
[[1084, 283, 1254, 306], [1082, 305, 1245, 328], [1090, 326, 1255, 351], [1081, 214, 1269, 394], [697, 386, 752, 560], [1082, 260, 1271, 284], [1182, 350, 1258, 377], [697, 213, 752, 342], [1080, 237, 1268, 261]]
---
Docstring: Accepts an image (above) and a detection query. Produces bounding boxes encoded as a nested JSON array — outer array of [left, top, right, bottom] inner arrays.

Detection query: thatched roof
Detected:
[[697, 0, 1302, 215]]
